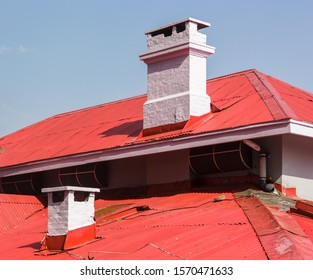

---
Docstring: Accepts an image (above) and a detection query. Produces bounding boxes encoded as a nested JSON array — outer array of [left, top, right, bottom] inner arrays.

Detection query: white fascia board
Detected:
[[289, 120, 313, 138], [0, 120, 292, 178]]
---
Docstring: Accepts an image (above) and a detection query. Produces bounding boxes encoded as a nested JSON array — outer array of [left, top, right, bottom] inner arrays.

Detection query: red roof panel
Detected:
[[236, 196, 313, 260], [292, 213, 313, 243], [1, 190, 313, 260], [69, 192, 268, 260], [0, 194, 44, 234], [1, 69, 313, 168], [266, 75, 313, 123]]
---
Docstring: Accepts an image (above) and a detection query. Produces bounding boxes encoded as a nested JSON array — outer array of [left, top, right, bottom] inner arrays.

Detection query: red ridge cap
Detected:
[[236, 196, 313, 259], [54, 94, 147, 118], [245, 70, 297, 120], [206, 68, 257, 83]]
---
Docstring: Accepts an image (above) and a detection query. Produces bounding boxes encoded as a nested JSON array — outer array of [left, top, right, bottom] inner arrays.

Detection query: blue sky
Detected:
[[1, 0, 313, 136]]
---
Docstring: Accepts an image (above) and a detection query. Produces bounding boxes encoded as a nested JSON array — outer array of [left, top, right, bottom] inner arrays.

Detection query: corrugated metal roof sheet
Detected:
[[265, 74, 313, 122], [1, 69, 313, 169], [0, 192, 267, 260], [292, 213, 313, 243], [1, 190, 313, 260], [0, 194, 44, 234], [236, 196, 313, 260]]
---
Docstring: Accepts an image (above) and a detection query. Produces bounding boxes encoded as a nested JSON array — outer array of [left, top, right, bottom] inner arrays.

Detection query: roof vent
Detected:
[[140, 18, 215, 135], [41, 186, 100, 251]]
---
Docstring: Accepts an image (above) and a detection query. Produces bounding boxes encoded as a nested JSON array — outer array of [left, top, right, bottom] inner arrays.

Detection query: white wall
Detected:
[[144, 56, 191, 128], [47, 192, 69, 236], [106, 150, 191, 189], [282, 134, 313, 200], [245, 134, 313, 201], [108, 156, 146, 188], [68, 191, 95, 231], [146, 149, 190, 185], [47, 190, 96, 236]]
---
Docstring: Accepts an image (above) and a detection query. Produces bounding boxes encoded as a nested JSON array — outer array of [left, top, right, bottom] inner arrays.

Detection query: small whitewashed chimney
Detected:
[[42, 186, 100, 251], [140, 18, 215, 134]]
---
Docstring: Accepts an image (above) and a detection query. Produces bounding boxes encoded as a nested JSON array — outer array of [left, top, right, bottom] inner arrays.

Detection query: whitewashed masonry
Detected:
[[140, 18, 215, 130], [42, 186, 100, 236]]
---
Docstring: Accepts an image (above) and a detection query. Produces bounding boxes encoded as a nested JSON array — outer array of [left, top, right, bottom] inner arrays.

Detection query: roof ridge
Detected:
[[54, 93, 147, 118], [207, 68, 257, 83], [244, 70, 297, 120], [0, 94, 147, 140]]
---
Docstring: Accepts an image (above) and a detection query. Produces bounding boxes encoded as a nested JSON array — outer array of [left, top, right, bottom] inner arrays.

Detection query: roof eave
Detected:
[[1, 119, 312, 178], [289, 119, 313, 138]]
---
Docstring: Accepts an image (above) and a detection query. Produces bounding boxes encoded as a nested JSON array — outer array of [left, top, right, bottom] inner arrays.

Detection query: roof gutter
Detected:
[[1, 119, 312, 178]]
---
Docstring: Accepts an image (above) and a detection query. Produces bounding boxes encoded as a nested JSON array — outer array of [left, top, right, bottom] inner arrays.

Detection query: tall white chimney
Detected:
[[140, 18, 215, 134]]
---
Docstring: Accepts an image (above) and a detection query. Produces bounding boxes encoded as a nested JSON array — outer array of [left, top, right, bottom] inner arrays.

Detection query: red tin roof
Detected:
[[0, 194, 44, 235], [1, 69, 313, 169], [1, 190, 313, 260], [236, 196, 313, 259]]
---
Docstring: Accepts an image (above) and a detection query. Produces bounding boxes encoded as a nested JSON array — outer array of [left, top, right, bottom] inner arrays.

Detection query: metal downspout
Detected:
[[243, 139, 273, 192]]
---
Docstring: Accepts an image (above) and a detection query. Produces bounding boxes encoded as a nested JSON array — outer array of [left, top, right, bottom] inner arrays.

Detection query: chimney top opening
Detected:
[[52, 191, 65, 203], [176, 22, 186, 33], [150, 26, 173, 37], [150, 23, 186, 38], [74, 191, 90, 202]]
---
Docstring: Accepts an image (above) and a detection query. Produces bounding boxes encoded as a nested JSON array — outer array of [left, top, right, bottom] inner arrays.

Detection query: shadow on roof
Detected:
[[18, 241, 42, 250], [98, 120, 142, 137]]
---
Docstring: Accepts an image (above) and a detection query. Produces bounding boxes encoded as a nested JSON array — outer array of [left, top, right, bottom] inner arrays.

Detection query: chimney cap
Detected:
[[42, 186, 100, 193], [144, 17, 210, 35]]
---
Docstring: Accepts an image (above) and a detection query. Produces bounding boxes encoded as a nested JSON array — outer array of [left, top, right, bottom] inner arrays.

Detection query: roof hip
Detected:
[[245, 70, 298, 120]]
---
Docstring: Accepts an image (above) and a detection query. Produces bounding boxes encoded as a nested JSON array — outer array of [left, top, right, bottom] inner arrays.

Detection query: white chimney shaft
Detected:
[[41, 186, 100, 250], [140, 18, 215, 134]]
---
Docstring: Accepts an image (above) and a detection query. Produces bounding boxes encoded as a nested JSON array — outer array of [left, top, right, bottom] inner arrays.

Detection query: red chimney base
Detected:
[[42, 223, 97, 251]]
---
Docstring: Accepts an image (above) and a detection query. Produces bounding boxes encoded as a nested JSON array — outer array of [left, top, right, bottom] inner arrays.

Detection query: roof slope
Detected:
[[0, 194, 44, 235], [1, 69, 313, 168], [1, 190, 313, 260]]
